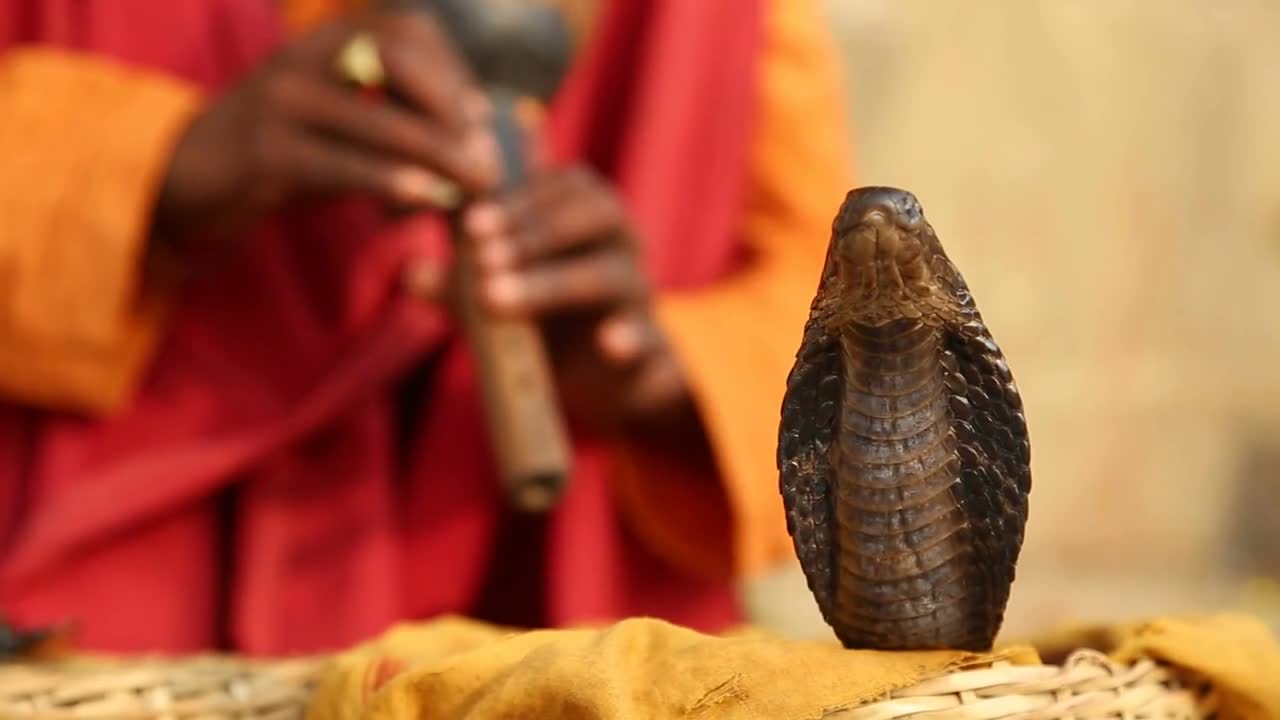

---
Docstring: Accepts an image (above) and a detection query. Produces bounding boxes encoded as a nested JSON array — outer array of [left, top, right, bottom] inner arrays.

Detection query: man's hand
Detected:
[[155, 12, 500, 236], [461, 165, 695, 433]]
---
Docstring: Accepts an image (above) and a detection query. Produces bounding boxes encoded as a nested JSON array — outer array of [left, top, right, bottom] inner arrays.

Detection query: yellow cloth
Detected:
[[305, 613, 1280, 720], [306, 617, 1035, 720]]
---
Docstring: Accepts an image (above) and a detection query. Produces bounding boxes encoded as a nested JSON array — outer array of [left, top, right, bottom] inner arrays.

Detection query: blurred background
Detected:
[[747, 0, 1280, 644]]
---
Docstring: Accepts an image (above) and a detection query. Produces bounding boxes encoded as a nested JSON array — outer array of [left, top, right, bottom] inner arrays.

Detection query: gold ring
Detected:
[[334, 31, 385, 88]]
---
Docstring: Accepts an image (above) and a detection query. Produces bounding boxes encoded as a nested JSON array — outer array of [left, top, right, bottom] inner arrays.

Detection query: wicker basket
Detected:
[[0, 648, 1215, 720], [0, 656, 327, 720], [838, 650, 1215, 720]]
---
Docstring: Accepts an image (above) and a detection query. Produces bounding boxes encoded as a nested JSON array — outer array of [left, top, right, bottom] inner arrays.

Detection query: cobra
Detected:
[[777, 186, 1031, 651]]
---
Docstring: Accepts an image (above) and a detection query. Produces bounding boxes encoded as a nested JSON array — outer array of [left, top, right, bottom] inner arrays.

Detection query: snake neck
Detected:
[[830, 318, 978, 649], [833, 318, 954, 512]]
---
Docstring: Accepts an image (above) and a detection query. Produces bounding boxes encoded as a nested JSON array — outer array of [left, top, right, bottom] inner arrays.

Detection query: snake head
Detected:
[[824, 186, 961, 327]]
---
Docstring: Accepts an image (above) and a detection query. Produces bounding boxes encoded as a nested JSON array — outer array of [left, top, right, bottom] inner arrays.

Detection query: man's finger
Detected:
[[293, 14, 475, 135], [482, 247, 644, 316], [596, 310, 665, 365], [375, 12, 478, 134], [484, 177, 629, 266], [274, 73, 493, 198], [289, 14, 499, 193], [273, 128, 455, 207], [499, 165, 596, 229]]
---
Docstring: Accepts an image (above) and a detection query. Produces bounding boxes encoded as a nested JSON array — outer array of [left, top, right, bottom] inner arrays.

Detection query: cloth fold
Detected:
[[304, 613, 1280, 720], [306, 617, 1035, 720]]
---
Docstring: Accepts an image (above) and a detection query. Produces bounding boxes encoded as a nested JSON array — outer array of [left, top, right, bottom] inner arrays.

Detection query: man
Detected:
[[0, 0, 851, 654]]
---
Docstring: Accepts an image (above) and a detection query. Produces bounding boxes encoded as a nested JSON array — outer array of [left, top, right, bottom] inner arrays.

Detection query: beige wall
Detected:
[[746, 0, 1280, 643]]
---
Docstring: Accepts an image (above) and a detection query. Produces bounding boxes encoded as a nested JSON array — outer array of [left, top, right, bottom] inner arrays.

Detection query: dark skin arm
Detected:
[[156, 10, 696, 435], [155, 12, 500, 236], [414, 165, 699, 436]]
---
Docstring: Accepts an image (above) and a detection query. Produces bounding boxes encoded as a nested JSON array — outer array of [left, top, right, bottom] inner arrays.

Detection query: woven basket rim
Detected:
[[0, 647, 1215, 720], [832, 648, 1215, 720]]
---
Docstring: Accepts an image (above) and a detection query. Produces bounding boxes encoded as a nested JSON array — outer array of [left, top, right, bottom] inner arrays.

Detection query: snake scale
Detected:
[[778, 186, 1031, 652]]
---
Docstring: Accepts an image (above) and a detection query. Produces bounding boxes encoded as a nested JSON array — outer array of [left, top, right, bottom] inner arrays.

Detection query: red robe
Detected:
[[0, 0, 762, 654]]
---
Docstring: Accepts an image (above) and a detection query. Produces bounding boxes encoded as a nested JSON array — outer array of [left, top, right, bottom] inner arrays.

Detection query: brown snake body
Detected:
[[778, 186, 1031, 651]]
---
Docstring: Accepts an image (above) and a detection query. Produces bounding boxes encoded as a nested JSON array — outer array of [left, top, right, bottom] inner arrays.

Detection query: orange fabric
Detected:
[[613, 0, 854, 578], [280, 0, 368, 36], [0, 47, 201, 414]]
